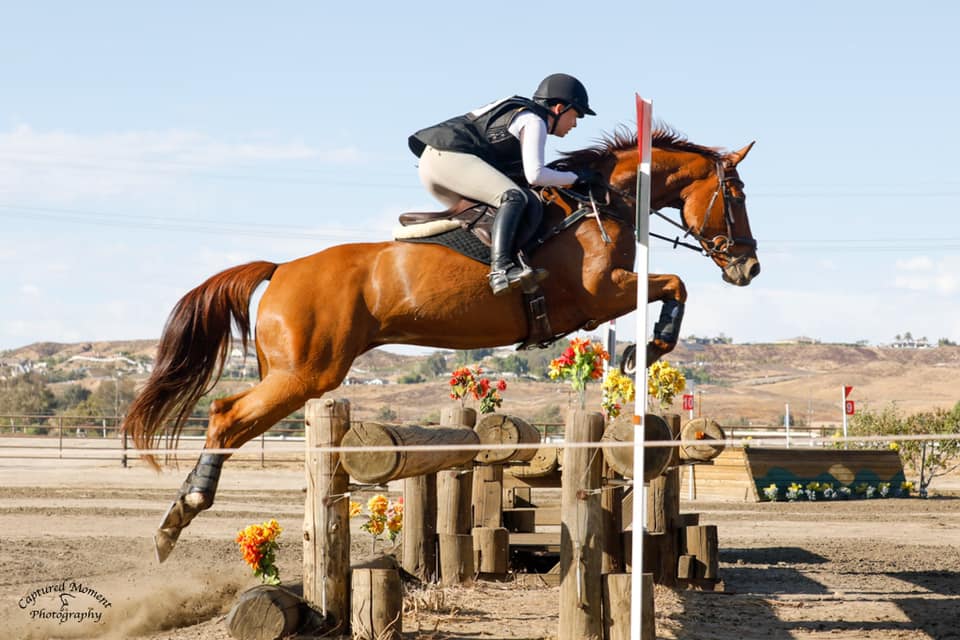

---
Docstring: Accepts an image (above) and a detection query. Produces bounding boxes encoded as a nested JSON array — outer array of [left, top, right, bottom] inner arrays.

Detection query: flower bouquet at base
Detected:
[[235, 519, 283, 585], [351, 494, 404, 553], [548, 337, 609, 408]]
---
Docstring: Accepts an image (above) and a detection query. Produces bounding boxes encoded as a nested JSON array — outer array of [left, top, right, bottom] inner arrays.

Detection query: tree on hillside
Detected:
[[57, 384, 91, 410], [850, 403, 960, 497], [0, 374, 56, 415], [939, 337, 958, 347], [419, 352, 447, 378], [453, 348, 494, 366], [496, 354, 530, 376]]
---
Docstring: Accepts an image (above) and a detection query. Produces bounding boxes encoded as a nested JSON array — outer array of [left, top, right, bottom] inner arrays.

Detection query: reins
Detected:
[[605, 162, 757, 262]]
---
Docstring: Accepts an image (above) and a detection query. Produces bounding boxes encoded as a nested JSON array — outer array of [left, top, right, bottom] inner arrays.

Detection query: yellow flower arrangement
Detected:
[[647, 360, 686, 410], [601, 369, 635, 419]]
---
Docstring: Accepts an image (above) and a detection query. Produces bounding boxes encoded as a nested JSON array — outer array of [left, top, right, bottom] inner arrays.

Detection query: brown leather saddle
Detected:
[[397, 194, 543, 259], [396, 192, 558, 349]]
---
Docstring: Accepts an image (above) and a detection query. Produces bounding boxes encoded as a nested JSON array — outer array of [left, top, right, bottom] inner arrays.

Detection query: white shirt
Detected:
[[508, 111, 579, 187]]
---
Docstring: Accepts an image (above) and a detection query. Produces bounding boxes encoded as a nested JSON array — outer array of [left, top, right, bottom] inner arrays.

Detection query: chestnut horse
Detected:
[[123, 128, 759, 561]]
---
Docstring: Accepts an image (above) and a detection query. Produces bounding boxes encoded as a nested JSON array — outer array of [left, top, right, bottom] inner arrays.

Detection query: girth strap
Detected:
[[518, 288, 555, 350]]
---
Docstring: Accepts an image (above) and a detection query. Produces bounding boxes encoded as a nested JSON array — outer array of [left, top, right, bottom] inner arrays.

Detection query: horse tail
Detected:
[[122, 260, 278, 468]]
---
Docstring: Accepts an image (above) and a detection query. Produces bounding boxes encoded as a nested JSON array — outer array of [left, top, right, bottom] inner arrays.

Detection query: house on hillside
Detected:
[[889, 336, 932, 349], [774, 336, 821, 345]]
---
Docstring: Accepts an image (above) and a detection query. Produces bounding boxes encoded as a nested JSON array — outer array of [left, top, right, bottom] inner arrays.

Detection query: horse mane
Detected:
[[549, 124, 724, 171]]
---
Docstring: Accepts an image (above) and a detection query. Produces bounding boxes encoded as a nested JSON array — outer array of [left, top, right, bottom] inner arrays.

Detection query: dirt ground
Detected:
[[1, 458, 958, 640]]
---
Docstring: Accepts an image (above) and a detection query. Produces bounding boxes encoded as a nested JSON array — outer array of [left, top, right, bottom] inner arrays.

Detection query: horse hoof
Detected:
[[645, 342, 664, 367], [155, 527, 181, 563], [154, 491, 210, 563]]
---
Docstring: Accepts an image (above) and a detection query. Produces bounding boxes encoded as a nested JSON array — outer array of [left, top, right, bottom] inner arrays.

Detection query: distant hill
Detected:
[[3, 339, 959, 426]]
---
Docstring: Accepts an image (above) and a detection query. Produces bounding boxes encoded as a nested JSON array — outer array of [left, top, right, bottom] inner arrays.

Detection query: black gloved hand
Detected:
[[573, 168, 605, 189]]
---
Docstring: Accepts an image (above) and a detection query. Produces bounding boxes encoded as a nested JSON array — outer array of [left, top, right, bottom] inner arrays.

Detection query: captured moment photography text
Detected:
[[18, 579, 111, 625]]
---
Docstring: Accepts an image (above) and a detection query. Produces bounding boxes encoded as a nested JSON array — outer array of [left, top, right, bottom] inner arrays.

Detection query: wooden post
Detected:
[[351, 568, 402, 640], [645, 413, 681, 587], [682, 525, 719, 580], [303, 398, 350, 632], [226, 585, 302, 640], [472, 526, 509, 574], [602, 573, 654, 640], [437, 407, 476, 586], [402, 473, 437, 582], [438, 533, 475, 585], [559, 410, 604, 640], [471, 464, 504, 529], [440, 405, 477, 429], [601, 462, 623, 574]]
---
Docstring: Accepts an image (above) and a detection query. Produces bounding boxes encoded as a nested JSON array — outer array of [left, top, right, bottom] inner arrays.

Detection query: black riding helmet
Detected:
[[532, 73, 597, 117]]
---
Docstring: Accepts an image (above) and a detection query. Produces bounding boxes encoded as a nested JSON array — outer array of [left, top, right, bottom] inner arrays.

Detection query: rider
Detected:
[[408, 73, 598, 296]]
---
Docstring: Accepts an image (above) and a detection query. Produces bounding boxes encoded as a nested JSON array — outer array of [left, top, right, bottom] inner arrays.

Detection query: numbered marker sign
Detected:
[[682, 394, 694, 411], [845, 400, 855, 416]]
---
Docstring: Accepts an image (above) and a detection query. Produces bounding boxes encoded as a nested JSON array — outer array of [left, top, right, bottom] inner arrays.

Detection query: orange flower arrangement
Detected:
[[235, 519, 282, 585]]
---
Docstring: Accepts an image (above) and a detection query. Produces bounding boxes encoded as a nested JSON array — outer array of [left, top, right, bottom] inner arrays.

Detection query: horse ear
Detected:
[[726, 141, 755, 167]]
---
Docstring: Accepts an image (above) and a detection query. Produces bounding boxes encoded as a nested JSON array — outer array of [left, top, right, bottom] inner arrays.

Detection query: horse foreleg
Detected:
[[607, 270, 687, 372], [155, 371, 312, 562], [646, 273, 687, 366]]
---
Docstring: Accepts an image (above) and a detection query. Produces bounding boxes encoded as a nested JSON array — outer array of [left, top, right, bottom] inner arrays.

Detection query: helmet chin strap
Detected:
[[549, 104, 575, 134]]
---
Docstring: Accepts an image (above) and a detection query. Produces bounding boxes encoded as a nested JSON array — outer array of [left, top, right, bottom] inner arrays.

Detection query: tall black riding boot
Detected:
[[489, 189, 533, 296]]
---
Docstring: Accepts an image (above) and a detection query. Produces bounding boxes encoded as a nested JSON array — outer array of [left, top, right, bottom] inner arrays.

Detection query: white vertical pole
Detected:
[[687, 385, 695, 499], [841, 386, 849, 450], [785, 403, 791, 448], [630, 94, 652, 640]]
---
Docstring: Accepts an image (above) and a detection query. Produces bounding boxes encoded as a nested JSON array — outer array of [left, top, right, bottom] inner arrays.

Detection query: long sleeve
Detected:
[[509, 112, 578, 187]]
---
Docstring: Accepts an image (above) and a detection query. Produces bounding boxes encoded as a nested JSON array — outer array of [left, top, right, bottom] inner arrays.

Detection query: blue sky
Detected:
[[3, 1, 960, 351]]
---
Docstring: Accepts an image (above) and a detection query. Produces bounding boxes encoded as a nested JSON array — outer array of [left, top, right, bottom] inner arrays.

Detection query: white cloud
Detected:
[[892, 256, 960, 294], [894, 256, 934, 271], [0, 124, 364, 205], [20, 284, 40, 296]]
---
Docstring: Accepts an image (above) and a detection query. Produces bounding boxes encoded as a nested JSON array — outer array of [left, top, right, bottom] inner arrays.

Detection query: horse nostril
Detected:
[[749, 262, 761, 279]]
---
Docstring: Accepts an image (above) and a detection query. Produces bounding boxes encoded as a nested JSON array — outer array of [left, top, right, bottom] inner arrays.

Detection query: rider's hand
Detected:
[[574, 169, 605, 188]]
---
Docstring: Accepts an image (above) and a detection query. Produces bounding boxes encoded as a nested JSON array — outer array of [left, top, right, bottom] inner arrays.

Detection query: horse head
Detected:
[[676, 141, 760, 286], [598, 128, 761, 286]]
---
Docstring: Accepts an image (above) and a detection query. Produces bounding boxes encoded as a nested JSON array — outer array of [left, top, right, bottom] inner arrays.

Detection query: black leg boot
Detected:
[[489, 189, 529, 296]]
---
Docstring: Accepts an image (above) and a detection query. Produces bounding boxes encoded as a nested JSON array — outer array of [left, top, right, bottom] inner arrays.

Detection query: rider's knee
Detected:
[[499, 188, 529, 208]]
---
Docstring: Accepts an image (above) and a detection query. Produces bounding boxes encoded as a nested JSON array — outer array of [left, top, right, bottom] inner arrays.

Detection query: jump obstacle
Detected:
[[226, 398, 729, 640], [681, 446, 906, 502]]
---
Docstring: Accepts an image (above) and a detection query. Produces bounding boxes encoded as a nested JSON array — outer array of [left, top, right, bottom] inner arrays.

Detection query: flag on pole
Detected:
[[844, 385, 853, 398]]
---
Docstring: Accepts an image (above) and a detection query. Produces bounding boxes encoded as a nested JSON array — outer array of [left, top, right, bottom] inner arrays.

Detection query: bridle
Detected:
[[606, 161, 757, 264]]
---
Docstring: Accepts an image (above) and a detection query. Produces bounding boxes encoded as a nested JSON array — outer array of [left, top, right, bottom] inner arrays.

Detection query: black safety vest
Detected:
[[408, 96, 552, 179]]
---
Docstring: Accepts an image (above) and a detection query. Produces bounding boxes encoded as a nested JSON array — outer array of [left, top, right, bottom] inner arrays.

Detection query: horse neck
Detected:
[[649, 148, 715, 210]]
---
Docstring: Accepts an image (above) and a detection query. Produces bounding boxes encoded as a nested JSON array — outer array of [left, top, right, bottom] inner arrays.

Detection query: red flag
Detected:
[[844, 385, 853, 398]]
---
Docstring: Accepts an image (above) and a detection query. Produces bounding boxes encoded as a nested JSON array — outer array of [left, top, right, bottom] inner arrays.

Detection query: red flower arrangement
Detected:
[[449, 365, 507, 414]]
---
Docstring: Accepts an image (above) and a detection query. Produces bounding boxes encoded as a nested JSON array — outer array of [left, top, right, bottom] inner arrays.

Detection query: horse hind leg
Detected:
[[155, 372, 311, 562], [155, 452, 226, 562]]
